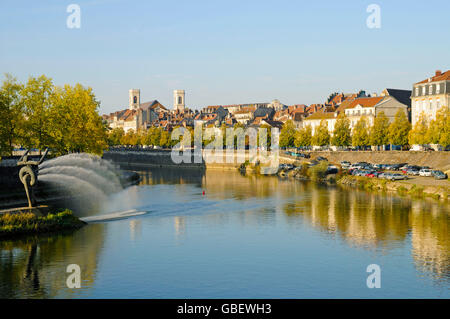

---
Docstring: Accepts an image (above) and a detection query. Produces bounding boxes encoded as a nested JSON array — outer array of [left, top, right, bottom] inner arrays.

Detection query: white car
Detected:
[[419, 169, 432, 177]]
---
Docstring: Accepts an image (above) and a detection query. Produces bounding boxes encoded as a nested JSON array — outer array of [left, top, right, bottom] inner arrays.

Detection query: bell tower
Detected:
[[129, 89, 140, 110], [173, 90, 185, 111]]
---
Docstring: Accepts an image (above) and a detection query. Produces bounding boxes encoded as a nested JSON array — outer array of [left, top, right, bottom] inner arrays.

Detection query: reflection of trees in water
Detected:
[[0, 223, 106, 298], [410, 202, 449, 282], [136, 167, 205, 186], [283, 186, 449, 281]]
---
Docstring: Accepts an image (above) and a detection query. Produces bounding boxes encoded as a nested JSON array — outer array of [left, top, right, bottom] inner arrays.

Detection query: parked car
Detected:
[[340, 161, 351, 168], [285, 164, 294, 170], [367, 171, 382, 178], [316, 156, 328, 161], [387, 173, 408, 180], [406, 169, 420, 176], [419, 169, 432, 177], [327, 165, 339, 174], [431, 170, 448, 180], [379, 173, 390, 179]]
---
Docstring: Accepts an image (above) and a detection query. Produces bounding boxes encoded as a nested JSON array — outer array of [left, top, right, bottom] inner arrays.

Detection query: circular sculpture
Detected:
[[19, 166, 36, 186]]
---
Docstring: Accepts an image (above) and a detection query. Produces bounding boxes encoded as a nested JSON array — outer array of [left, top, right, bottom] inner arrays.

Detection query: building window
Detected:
[[436, 84, 440, 94], [429, 85, 433, 95], [422, 86, 426, 95], [178, 96, 182, 104], [415, 87, 419, 96], [133, 96, 137, 104]]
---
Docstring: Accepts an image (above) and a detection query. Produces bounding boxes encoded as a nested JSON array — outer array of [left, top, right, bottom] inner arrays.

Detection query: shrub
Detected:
[[308, 161, 328, 181], [0, 209, 85, 237]]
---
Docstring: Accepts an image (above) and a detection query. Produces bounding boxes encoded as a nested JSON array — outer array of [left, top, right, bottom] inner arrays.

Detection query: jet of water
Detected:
[[39, 165, 121, 194], [39, 153, 122, 188], [39, 173, 108, 202], [37, 153, 123, 209]]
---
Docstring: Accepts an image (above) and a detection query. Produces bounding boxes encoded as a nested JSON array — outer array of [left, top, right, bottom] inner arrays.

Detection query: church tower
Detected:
[[129, 89, 140, 110], [173, 90, 185, 112]]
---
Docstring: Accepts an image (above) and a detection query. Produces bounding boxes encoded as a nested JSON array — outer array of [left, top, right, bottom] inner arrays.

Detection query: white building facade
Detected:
[[411, 70, 450, 126]]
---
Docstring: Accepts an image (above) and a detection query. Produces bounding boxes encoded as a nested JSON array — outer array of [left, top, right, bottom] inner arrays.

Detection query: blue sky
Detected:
[[0, 0, 449, 114]]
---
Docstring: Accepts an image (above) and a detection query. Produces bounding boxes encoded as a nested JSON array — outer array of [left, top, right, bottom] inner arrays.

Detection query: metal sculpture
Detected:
[[17, 149, 49, 208]]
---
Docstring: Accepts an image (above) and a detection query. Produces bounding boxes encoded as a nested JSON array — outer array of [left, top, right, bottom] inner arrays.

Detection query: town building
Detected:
[[302, 94, 409, 135], [173, 90, 185, 112], [103, 89, 169, 132], [411, 70, 450, 125]]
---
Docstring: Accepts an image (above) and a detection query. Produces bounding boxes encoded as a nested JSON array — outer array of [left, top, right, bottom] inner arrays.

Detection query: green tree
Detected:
[[408, 113, 428, 145], [0, 74, 24, 155], [331, 113, 351, 147], [108, 128, 125, 146], [425, 107, 449, 146], [369, 111, 389, 148], [279, 120, 296, 148], [388, 109, 411, 146], [294, 125, 312, 147], [21, 75, 55, 153], [438, 107, 450, 147], [49, 83, 107, 155], [352, 117, 370, 148], [121, 130, 139, 146], [312, 120, 330, 146], [160, 130, 170, 148]]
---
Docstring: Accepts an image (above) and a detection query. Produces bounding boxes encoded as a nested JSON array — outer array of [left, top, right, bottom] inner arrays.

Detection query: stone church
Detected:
[[103, 89, 169, 132]]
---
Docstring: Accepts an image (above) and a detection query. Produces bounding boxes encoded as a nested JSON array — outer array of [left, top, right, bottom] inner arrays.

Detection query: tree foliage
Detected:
[[388, 109, 411, 146], [369, 111, 389, 147], [331, 113, 351, 147], [408, 113, 428, 146], [312, 120, 330, 146], [295, 125, 312, 147], [0, 74, 108, 156], [0, 74, 24, 155], [352, 116, 370, 147], [279, 120, 296, 148]]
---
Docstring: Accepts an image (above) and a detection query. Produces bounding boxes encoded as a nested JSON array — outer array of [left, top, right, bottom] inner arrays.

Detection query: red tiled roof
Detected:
[[416, 70, 450, 84], [346, 96, 384, 109]]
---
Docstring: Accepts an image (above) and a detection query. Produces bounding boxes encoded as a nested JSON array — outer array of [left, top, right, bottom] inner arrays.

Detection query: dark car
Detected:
[[327, 165, 339, 174], [431, 170, 447, 180], [316, 156, 328, 161]]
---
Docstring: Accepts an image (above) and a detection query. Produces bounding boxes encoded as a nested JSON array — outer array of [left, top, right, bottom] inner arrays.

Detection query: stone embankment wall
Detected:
[[102, 150, 205, 169]]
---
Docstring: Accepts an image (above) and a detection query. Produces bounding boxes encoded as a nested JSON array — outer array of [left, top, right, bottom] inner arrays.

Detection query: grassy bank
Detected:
[[337, 175, 449, 201], [0, 209, 86, 238]]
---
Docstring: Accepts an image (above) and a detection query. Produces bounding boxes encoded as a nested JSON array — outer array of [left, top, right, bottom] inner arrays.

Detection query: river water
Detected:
[[0, 167, 449, 298]]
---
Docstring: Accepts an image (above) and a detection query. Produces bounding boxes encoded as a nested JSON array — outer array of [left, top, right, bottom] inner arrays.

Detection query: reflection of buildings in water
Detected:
[[174, 216, 186, 239], [290, 185, 449, 281], [129, 219, 142, 241], [0, 224, 106, 298], [345, 191, 378, 247], [410, 201, 450, 280], [296, 187, 412, 249], [136, 167, 205, 187]]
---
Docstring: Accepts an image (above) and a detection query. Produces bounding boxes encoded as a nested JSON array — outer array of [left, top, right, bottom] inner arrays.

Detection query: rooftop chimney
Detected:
[[435, 70, 442, 76]]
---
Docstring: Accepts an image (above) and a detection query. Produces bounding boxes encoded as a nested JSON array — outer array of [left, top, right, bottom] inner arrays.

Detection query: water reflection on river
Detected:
[[0, 168, 448, 298]]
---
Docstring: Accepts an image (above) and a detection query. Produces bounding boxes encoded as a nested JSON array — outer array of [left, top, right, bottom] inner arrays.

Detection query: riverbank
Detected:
[[337, 175, 449, 201], [267, 161, 450, 202], [0, 209, 86, 238]]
